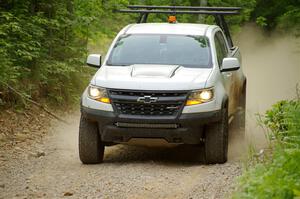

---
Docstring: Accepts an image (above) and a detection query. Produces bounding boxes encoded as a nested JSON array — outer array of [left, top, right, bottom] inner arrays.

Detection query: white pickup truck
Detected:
[[79, 5, 246, 164]]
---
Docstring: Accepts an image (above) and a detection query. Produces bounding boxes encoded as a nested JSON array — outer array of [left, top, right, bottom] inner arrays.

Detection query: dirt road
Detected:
[[0, 25, 299, 199], [0, 112, 243, 199]]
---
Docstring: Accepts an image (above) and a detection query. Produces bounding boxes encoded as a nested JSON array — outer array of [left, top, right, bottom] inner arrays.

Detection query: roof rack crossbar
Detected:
[[117, 9, 240, 15], [115, 5, 241, 48], [127, 5, 241, 11]]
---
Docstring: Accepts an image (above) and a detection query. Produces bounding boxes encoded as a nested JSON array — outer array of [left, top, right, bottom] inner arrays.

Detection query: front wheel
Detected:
[[237, 86, 246, 132], [231, 85, 246, 137], [79, 115, 104, 164], [204, 106, 229, 164]]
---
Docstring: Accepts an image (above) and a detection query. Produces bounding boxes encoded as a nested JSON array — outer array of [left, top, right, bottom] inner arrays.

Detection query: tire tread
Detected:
[[79, 115, 104, 164]]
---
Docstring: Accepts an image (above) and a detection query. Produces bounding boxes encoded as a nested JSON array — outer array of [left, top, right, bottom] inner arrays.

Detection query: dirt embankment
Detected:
[[0, 25, 299, 199], [0, 107, 49, 150]]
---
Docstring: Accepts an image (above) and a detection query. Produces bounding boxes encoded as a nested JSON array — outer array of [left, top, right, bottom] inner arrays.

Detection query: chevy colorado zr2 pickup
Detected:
[[79, 5, 246, 164]]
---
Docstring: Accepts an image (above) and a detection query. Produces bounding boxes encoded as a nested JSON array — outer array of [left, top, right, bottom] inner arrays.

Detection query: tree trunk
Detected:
[[67, 0, 73, 14], [48, 0, 54, 57], [65, 0, 74, 47]]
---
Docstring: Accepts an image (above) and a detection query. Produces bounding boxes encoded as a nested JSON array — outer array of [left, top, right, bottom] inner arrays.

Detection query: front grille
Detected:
[[114, 102, 182, 116], [110, 90, 186, 97], [109, 90, 188, 116]]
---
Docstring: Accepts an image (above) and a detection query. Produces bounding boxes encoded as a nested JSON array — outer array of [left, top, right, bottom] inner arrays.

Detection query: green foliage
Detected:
[[208, 0, 256, 22], [253, 0, 300, 32], [0, 0, 118, 108], [256, 16, 267, 27], [278, 6, 300, 35], [74, 0, 130, 40], [265, 100, 300, 148], [233, 100, 300, 199], [130, 0, 257, 32]]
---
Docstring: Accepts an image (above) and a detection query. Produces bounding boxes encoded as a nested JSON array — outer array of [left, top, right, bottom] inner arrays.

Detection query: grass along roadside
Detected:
[[233, 99, 300, 199]]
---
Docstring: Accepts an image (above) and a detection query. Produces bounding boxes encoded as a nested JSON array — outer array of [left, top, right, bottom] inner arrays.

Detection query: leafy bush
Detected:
[[264, 100, 300, 146], [0, 0, 127, 108], [233, 100, 300, 199], [253, 0, 300, 33]]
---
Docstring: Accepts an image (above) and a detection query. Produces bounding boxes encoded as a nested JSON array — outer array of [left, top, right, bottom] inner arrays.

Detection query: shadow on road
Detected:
[[104, 144, 205, 165], [102, 122, 244, 165]]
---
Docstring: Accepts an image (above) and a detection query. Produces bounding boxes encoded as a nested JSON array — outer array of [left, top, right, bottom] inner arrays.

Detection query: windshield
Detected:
[[107, 34, 212, 68]]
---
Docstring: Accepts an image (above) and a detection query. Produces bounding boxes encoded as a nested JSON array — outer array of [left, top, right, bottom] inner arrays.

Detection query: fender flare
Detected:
[[222, 95, 229, 109], [242, 78, 247, 93]]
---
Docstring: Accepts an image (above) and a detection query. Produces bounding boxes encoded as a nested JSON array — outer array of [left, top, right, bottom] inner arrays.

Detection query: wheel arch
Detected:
[[222, 95, 229, 109]]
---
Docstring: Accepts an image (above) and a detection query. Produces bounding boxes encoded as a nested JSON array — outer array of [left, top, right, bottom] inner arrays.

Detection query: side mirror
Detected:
[[221, 57, 240, 72], [87, 54, 101, 68]]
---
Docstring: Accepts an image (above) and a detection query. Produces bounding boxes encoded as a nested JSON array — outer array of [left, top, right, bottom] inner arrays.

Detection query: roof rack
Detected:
[[115, 5, 242, 48], [127, 5, 241, 12]]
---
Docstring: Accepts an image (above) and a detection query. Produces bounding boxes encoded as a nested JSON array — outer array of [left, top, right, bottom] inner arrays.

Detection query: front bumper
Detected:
[[81, 106, 222, 144]]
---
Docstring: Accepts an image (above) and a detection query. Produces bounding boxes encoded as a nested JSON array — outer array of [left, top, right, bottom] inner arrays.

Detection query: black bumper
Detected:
[[81, 106, 222, 144]]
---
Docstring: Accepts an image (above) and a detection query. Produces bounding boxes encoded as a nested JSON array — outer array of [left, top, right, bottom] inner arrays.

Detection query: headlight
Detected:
[[186, 88, 214, 106], [87, 85, 110, 104]]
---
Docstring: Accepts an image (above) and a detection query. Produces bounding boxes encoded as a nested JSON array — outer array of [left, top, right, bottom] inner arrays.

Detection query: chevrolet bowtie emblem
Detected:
[[137, 96, 158, 104]]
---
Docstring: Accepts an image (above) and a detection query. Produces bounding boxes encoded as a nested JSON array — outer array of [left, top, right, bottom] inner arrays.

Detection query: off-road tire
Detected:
[[79, 115, 104, 164], [204, 105, 229, 164], [231, 85, 246, 136], [237, 86, 246, 131]]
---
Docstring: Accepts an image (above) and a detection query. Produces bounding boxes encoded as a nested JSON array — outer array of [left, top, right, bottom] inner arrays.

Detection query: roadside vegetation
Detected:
[[233, 97, 300, 199], [0, 0, 128, 109]]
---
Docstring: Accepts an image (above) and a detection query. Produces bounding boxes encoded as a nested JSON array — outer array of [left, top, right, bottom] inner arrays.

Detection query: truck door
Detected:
[[214, 31, 236, 115]]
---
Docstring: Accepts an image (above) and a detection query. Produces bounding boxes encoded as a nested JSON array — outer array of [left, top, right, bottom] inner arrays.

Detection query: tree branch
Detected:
[[0, 80, 69, 124]]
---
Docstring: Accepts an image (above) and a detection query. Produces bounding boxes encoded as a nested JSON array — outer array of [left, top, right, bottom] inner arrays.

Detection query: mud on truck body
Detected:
[[79, 5, 246, 164]]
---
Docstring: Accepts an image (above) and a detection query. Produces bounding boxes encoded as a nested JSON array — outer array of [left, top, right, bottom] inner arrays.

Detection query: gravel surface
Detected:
[[0, 112, 245, 199]]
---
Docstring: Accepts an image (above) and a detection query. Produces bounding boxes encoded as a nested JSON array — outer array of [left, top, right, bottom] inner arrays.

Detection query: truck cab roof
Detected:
[[125, 23, 216, 36]]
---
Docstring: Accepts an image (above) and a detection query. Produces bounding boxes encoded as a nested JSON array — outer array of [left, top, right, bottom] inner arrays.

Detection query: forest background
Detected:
[[0, 0, 299, 108]]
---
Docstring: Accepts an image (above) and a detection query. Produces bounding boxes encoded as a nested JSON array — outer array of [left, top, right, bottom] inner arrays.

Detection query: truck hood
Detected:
[[93, 64, 212, 91]]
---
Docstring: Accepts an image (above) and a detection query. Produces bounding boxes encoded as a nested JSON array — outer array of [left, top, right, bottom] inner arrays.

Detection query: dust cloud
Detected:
[[236, 24, 300, 151]]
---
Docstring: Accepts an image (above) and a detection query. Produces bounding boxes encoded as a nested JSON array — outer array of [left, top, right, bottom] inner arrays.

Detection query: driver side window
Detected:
[[214, 31, 229, 68]]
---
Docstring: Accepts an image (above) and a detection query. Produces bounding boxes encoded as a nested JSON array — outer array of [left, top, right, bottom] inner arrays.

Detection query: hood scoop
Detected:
[[131, 64, 180, 78]]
